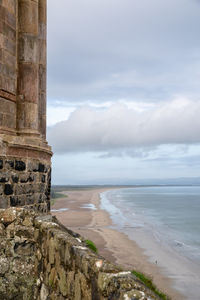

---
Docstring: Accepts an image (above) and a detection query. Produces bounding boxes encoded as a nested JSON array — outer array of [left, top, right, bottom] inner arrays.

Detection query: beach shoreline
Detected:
[[51, 187, 185, 300]]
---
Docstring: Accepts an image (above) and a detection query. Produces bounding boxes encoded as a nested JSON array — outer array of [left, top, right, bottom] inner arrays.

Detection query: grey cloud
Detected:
[[48, 98, 200, 154], [47, 0, 200, 103]]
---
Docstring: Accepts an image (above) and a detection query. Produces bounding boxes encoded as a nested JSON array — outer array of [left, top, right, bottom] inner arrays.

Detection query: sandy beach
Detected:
[[51, 187, 185, 300]]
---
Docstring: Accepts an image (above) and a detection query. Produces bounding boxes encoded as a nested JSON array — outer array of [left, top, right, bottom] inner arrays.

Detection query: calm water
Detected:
[[101, 186, 200, 263], [100, 186, 200, 299]]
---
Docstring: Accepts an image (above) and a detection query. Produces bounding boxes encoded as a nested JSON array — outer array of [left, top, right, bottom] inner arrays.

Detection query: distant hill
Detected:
[[52, 177, 200, 189]]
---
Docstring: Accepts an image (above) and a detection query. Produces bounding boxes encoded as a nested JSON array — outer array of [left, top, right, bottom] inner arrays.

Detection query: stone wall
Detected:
[[0, 208, 159, 300], [0, 0, 52, 212], [0, 157, 51, 212]]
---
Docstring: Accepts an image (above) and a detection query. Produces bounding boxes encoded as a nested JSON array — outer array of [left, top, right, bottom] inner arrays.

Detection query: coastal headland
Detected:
[[51, 186, 184, 300]]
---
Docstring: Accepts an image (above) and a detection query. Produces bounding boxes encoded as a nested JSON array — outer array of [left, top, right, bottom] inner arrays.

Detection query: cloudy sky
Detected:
[[47, 0, 200, 185]]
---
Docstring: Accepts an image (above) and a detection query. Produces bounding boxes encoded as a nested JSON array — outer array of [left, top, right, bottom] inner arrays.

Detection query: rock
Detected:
[[0, 257, 9, 275], [40, 284, 49, 300], [0, 208, 17, 225], [0, 223, 5, 236], [58, 266, 68, 297]]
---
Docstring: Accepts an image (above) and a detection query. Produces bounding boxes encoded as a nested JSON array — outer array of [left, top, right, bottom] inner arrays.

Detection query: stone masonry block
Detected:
[[1, 33, 16, 55], [0, 159, 3, 169], [15, 160, 26, 171], [0, 196, 8, 208], [28, 161, 39, 172], [39, 23, 46, 40], [2, 0, 16, 15], [0, 172, 9, 183], [18, 0, 38, 34], [11, 175, 19, 183], [18, 63, 38, 103], [1, 48, 16, 67], [20, 174, 30, 183], [18, 33, 38, 63], [38, 92, 46, 114], [25, 194, 35, 205], [0, 112, 3, 125], [38, 163, 45, 172], [14, 184, 24, 196], [5, 8, 16, 29], [0, 62, 15, 79], [39, 0, 46, 24], [10, 196, 23, 207], [38, 39, 46, 64], [3, 113, 16, 128], [17, 101, 38, 130], [5, 160, 14, 169], [0, 185, 3, 195], [0, 98, 16, 114], [39, 64, 46, 92], [0, 21, 16, 41], [0, 74, 16, 94], [4, 184, 13, 195]]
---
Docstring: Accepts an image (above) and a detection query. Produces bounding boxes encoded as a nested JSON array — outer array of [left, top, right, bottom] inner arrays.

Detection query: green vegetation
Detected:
[[131, 270, 169, 300], [51, 191, 65, 199], [50, 191, 66, 206], [85, 240, 98, 253]]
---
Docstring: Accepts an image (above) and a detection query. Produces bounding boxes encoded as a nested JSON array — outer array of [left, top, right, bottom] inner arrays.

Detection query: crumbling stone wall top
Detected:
[[0, 207, 160, 300]]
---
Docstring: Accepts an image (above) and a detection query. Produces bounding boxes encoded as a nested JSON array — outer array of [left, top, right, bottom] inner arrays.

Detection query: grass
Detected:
[[85, 240, 98, 253], [131, 270, 169, 300], [51, 191, 66, 199], [50, 191, 66, 206]]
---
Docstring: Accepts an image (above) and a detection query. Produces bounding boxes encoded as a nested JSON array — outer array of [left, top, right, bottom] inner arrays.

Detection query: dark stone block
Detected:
[[12, 175, 19, 183], [38, 163, 45, 173], [0, 175, 9, 183], [28, 174, 35, 182], [38, 194, 44, 203], [10, 196, 18, 207], [0, 160, 3, 169], [15, 160, 26, 171], [47, 200, 50, 211], [4, 184, 13, 195], [41, 175, 46, 183]]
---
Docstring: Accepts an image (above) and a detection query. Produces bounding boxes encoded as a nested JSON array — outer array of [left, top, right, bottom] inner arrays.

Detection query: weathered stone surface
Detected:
[[0, 157, 51, 211], [0, 0, 52, 212], [0, 207, 17, 225], [40, 284, 49, 300], [0, 208, 161, 300]]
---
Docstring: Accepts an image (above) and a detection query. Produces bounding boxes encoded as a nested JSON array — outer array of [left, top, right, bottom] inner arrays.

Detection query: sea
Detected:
[[100, 186, 200, 299]]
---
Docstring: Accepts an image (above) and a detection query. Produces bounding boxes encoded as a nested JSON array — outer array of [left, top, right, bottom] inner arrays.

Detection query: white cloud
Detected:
[[48, 97, 200, 154]]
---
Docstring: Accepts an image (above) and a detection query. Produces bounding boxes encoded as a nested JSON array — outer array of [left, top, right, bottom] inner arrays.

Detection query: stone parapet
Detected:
[[0, 208, 160, 300]]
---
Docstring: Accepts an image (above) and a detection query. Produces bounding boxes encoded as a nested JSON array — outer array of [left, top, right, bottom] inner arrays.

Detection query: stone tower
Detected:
[[0, 0, 52, 212]]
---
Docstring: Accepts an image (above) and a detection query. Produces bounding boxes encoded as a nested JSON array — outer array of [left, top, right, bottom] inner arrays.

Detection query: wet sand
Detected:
[[51, 188, 185, 300]]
